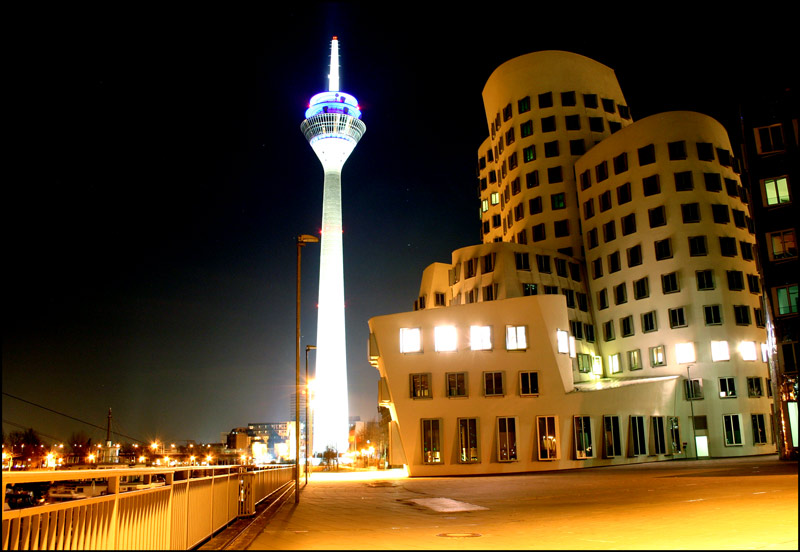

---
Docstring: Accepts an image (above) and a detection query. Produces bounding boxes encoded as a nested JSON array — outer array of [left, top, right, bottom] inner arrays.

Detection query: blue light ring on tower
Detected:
[[305, 91, 362, 119]]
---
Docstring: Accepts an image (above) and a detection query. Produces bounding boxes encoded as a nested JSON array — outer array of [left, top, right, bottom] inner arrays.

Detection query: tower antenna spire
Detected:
[[328, 36, 340, 92]]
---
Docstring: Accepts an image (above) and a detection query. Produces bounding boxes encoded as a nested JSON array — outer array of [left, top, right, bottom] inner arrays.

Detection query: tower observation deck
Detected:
[[300, 36, 365, 454]]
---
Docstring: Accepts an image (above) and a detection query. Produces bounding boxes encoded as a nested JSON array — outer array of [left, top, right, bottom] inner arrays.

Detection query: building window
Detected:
[[551, 193, 566, 210], [712, 204, 730, 224], [544, 140, 559, 158], [642, 311, 658, 333], [763, 176, 791, 206], [541, 115, 556, 133], [577, 353, 592, 373], [410, 373, 432, 398], [630, 416, 647, 456], [655, 238, 672, 260], [704, 305, 723, 326], [421, 419, 443, 464], [704, 172, 723, 192], [434, 325, 457, 352], [614, 282, 627, 304], [755, 124, 785, 154], [682, 203, 701, 223], [633, 277, 649, 300], [696, 269, 714, 290], [446, 372, 468, 398], [685, 378, 703, 400], [526, 170, 539, 188], [775, 284, 799, 315], [697, 142, 714, 161], [662, 271, 679, 294], [483, 371, 505, 396], [532, 223, 546, 242], [609, 252, 622, 274], [522, 283, 537, 296], [668, 140, 687, 160], [502, 103, 512, 121], [722, 414, 743, 447], [515, 252, 530, 271], [574, 416, 594, 459], [588, 117, 604, 132], [613, 152, 628, 174], [621, 213, 637, 235], [734, 305, 751, 326], [566, 114, 581, 131], [751, 414, 768, 445], [603, 221, 616, 243], [603, 320, 615, 342], [537, 416, 559, 460], [400, 327, 422, 353], [727, 269, 745, 290], [769, 229, 798, 260], [470, 325, 492, 351], [520, 119, 533, 138], [457, 418, 480, 463], [497, 416, 518, 462], [638, 144, 656, 166], [652, 416, 668, 455], [603, 416, 622, 458], [628, 349, 642, 371], [669, 307, 687, 328], [719, 237, 738, 257], [689, 235, 708, 256], [643, 174, 660, 196], [518, 95, 531, 114], [505, 325, 527, 350], [747, 274, 761, 294], [617, 182, 632, 204], [547, 166, 563, 184], [520, 371, 540, 396], [523, 145, 536, 163], [747, 377, 764, 398], [529, 196, 543, 215], [650, 344, 666, 367], [719, 376, 737, 398], [649, 206, 667, 228], [608, 352, 622, 373], [674, 171, 693, 191]]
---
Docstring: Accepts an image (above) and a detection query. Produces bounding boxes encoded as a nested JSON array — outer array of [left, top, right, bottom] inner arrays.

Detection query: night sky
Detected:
[[4, 5, 794, 446]]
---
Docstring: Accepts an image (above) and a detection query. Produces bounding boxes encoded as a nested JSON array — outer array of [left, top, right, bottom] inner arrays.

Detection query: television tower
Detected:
[[300, 37, 365, 454]]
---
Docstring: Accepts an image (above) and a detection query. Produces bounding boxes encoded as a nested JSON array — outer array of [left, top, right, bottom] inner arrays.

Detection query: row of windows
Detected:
[[578, 142, 736, 190], [595, 268, 761, 301], [588, 234, 756, 271], [410, 370, 539, 399], [600, 304, 765, 343], [420, 412, 768, 465], [399, 325, 570, 354], [577, 340, 766, 377], [450, 252, 581, 283]]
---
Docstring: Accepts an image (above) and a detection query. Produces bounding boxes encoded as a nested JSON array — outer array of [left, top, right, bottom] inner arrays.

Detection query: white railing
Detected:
[[2, 464, 293, 550]]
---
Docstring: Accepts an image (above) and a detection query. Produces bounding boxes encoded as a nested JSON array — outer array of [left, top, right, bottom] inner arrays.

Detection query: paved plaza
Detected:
[[245, 455, 798, 550]]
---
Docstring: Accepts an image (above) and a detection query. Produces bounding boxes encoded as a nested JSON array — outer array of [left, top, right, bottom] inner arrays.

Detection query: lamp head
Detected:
[[298, 234, 320, 244]]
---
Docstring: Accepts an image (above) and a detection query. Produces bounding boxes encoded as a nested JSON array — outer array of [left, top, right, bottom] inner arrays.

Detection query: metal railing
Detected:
[[2, 464, 293, 550]]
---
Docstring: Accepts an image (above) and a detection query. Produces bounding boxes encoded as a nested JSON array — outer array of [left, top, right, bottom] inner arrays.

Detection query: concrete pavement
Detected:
[[247, 456, 798, 550]]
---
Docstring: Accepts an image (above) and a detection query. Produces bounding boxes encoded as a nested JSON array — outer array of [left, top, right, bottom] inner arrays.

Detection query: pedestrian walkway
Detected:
[[247, 457, 798, 550]]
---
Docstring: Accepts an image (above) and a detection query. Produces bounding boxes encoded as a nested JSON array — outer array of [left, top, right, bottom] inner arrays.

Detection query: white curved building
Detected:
[[369, 51, 775, 477]]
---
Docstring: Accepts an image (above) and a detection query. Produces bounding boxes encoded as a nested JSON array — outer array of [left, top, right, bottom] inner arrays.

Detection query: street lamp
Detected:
[[305, 344, 316, 485], [686, 364, 698, 460], [296, 233, 319, 504]]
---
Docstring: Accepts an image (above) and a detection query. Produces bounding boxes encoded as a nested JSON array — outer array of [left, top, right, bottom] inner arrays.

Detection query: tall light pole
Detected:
[[305, 344, 316, 485], [296, 233, 318, 503], [686, 364, 697, 460]]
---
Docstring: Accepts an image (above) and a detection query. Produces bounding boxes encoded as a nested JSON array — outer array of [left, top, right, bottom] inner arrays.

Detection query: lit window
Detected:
[[650, 345, 666, 367], [684, 378, 703, 400], [434, 326, 457, 352], [608, 353, 621, 374], [506, 325, 527, 350], [409, 373, 432, 398], [446, 372, 468, 398], [739, 341, 758, 361], [556, 330, 569, 354], [457, 418, 480, 463], [470, 325, 492, 351], [481, 199, 489, 212], [399, 327, 421, 353], [774, 284, 798, 315], [711, 340, 730, 361], [722, 414, 742, 446], [421, 419, 442, 463], [751, 414, 768, 445], [763, 176, 791, 206], [628, 349, 642, 371], [719, 377, 736, 398], [747, 376, 764, 397], [630, 416, 647, 455], [574, 416, 593, 459], [675, 342, 696, 364], [537, 416, 559, 460], [768, 230, 797, 260], [490, 192, 500, 205], [497, 416, 518, 462]]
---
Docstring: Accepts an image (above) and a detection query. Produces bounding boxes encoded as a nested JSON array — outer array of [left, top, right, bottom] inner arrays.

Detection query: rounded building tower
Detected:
[[477, 51, 632, 258], [575, 111, 774, 458], [301, 37, 366, 454]]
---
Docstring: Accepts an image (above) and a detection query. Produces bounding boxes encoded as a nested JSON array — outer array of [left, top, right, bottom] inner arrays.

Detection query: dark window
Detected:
[[569, 262, 582, 282], [592, 258, 603, 279], [732, 209, 746, 228], [675, 171, 694, 191], [697, 142, 714, 161], [520, 120, 533, 138], [638, 144, 656, 166], [551, 193, 566, 210], [541, 115, 556, 132], [609, 121, 622, 133], [688, 235, 708, 256], [547, 166, 563, 183], [580, 170, 591, 190], [587, 228, 598, 249], [569, 139, 585, 155], [583, 198, 595, 219], [614, 282, 627, 304], [704, 173, 722, 192], [596, 161, 609, 182], [603, 220, 616, 243], [561, 91, 576, 106], [655, 238, 672, 260], [696, 270, 714, 290], [526, 170, 539, 188], [727, 270, 744, 291], [599, 190, 612, 212], [538, 92, 553, 109], [669, 307, 687, 328], [627, 244, 642, 267], [712, 204, 730, 224], [532, 223, 546, 242], [618, 105, 630, 119], [621, 213, 637, 235], [649, 206, 667, 228], [598, 288, 608, 309], [662, 272, 679, 293], [544, 141, 559, 158], [634, 277, 649, 299], [668, 141, 687, 160], [716, 148, 732, 167], [555, 258, 568, 277], [502, 103, 512, 121], [589, 117, 604, 132], [583, 93, 598, 108], [681, 203, 700, 223], [529, 196, 543, 215], [608, 251, 621, 273], [725, 178, 739, 197], [734, 305, 751, 325], [565, 114, 581, 130], [643, 174, 660, 196], [617, 182, 632, 204], [536, 254, 551, 273], [523, 145, 536, 163], [613, 153, 628, 174], [601, 98, 616, 113]]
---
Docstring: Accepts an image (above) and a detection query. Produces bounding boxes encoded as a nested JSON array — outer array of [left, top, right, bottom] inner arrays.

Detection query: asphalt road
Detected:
[[247, 455, 798, 550]]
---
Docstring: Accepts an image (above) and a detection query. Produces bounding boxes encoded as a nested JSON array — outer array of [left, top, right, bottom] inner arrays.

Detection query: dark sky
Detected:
[[4, 5, 794, 446]]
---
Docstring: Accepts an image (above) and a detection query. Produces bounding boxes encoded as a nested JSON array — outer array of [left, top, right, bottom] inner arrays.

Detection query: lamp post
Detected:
[[305, 344, 316, 485], [296, 234, 319, 504], [686, 364, 698, 460]]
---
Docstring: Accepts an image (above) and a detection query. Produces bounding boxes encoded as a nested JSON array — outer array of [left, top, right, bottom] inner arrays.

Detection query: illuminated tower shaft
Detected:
[[300, 37, 365, 453]]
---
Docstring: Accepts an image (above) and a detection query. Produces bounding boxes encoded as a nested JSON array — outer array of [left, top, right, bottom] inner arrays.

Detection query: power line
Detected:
[[2, 392, 146, 444]]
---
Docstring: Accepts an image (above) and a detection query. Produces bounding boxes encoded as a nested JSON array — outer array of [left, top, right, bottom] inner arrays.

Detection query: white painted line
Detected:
[[408, 497, 488, 512]]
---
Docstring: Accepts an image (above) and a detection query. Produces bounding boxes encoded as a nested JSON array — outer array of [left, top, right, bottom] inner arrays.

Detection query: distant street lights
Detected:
[[296, 234, 319, 504], [305, 344, 316, 485]]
